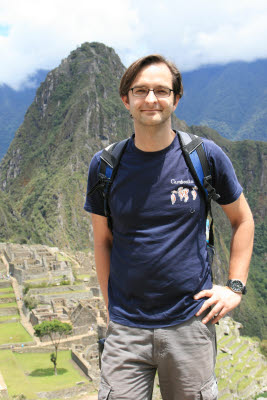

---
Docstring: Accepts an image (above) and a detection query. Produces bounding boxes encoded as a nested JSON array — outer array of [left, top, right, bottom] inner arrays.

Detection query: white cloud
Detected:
[[123, 0, 267, 71], [0, 0, 266, 89]]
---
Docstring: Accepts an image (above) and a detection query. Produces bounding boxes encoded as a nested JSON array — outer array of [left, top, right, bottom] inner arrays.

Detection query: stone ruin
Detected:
[[29, 294, 106, 338], [3, 243, 74, 285], [0, 242, 108, 388]]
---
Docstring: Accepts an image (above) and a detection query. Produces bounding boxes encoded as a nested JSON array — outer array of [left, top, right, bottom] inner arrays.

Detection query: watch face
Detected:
[[231, 280, 243, 292]]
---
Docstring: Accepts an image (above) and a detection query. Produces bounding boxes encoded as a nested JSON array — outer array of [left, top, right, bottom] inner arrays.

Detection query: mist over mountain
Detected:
[[0, 70, 49, 160], [0, 42, 266, 339], [176, 59, 267, 141]]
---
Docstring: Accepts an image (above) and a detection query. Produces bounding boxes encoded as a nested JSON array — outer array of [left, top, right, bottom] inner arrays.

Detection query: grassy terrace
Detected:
[[0, 302, 18, 308], [0, 350, 88, 399], [215, 329, 267, 399], [0, 314, 19, 322], [0, 322, 32, 344], [76, 274, 90, 280], [0, 287, 14, 293], [0, 293, 16, 299]]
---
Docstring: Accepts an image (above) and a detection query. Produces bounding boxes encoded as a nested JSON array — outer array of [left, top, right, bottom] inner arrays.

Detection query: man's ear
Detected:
[[121, 95, 130, 110], [173, 95, 179, 111]]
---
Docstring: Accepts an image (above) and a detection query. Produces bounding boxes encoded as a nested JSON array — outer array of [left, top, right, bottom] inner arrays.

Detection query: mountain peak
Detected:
[[0, 42, 129, 192]]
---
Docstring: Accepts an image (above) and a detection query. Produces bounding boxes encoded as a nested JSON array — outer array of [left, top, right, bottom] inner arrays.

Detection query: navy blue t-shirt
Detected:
[[84, 134, 242, 328]]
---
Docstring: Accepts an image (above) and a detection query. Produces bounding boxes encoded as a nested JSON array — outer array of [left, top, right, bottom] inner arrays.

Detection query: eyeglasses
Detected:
[[130, 87, 174, 98]]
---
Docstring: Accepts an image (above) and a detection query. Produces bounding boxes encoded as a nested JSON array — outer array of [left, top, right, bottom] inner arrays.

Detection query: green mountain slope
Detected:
[[0, 42, 134, 249], [176, 60, 267, 141], [188, 126, 267, 339], [0, 42, 266, 339]]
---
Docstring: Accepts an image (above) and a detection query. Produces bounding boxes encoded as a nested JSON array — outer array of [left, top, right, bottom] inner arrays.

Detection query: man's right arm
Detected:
[[91, 213, 113, 323]]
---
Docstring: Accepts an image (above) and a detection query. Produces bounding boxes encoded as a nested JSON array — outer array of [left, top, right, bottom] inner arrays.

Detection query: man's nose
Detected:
[[145, 90, 157, 102]]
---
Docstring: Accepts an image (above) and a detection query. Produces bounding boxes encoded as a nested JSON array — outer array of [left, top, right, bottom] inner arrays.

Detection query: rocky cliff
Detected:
[[0, 43, 133, 249]]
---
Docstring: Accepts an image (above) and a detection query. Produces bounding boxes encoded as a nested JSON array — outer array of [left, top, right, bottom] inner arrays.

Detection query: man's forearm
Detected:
[[194, 193, 254, 324], [94, 242, 111, 311], [91, 213, 113, 321], [228, 218, 254, 284]]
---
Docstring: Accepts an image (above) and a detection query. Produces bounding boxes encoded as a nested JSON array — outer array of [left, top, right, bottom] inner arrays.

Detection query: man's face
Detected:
[[121, 63, 179, 128]]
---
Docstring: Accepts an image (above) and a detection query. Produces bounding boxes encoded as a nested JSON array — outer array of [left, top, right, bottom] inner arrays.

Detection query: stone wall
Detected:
[[0, 260, 5, 273], [30, 310, 58, 326], [0, 297, 15, 304], [0, 307, 18, 316], [37, 383, 93, 400], [35, 291, 94, 304], [13, 346, 54, 353], [0, 340, 35, 350], [10, 266, 49, 284], [0, 281, 12, 289], [71, 349, 91, 377], [28, 284, 85, 295]]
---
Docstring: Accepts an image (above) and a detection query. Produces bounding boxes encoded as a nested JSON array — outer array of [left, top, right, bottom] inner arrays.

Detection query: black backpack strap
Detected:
[[177, 131, 220, 257], [100, 138, 129, 217], [177, 131, 220, 202], [97, 138, 129, 229]]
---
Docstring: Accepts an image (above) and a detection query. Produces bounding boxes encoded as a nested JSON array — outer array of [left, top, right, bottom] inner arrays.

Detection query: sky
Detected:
[[0, 0, 267, 89]]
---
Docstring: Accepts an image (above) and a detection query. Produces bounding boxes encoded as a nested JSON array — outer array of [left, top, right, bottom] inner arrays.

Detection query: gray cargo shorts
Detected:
[[99, 312, 218, 400]]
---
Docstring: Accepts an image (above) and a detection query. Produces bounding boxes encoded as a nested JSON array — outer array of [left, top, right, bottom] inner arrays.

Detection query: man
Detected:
[[84, 55, 254, 400]]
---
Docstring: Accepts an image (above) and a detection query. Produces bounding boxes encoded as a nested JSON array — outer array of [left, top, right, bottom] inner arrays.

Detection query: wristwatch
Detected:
[[226, 279, 247, 294]]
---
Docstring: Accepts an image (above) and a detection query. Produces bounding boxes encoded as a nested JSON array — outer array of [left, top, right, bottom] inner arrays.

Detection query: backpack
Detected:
[[87, 130, 220, 266]]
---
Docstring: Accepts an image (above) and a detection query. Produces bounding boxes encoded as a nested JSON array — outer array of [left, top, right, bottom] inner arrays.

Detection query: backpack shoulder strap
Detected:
[[177, 130, 220, 254], [177, 130, 220, 202], [87, 138, 129, 230], [99, 138, 129, 179]]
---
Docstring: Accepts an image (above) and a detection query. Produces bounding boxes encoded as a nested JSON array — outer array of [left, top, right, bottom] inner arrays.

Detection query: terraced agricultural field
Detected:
[[215, 330, 267, 399], [0, 350, 90, 399]]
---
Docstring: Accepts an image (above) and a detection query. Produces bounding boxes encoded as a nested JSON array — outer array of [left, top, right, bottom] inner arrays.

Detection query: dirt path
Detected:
[[10, 276, 39, 342]]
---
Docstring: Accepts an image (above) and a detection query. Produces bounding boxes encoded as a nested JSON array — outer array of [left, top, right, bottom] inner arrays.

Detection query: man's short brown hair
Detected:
[[119, 55, 183, 100]]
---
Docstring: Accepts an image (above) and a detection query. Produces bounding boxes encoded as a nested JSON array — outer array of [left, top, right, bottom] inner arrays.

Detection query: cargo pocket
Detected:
[[98, 380, 112, 400], [200, 375, 218, 400]]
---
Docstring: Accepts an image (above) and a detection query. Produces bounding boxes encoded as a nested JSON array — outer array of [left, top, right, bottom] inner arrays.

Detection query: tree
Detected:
[[34, 319, 72, 375]]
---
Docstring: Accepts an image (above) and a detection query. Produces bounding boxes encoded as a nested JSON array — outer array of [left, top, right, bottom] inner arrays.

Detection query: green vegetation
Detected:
[[24, 296, 38, 310], [175, 59, 267, 141], [255, 393, 267, 399], [0, 322, 32, 344], [0, 350, 87, 398]]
